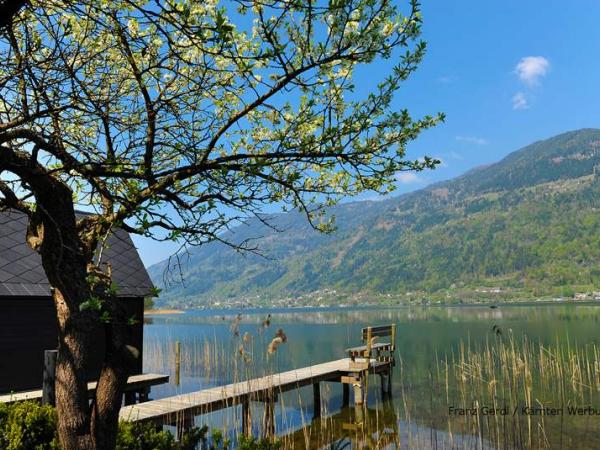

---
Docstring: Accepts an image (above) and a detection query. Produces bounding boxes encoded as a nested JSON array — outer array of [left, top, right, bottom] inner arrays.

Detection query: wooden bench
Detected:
[[346, 324, 396, 364], [0, 373, 169, 405], [343, 324, 397, 403]]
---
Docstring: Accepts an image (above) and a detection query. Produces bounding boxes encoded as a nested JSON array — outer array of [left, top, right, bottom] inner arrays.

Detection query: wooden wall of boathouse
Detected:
[[0, 296, 144, 394]]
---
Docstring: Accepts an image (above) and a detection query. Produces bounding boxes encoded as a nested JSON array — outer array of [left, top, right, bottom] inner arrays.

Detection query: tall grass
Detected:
[[425, 333, 600, 449], [143, 324, 600, 449], [142, 323, 412, 449]]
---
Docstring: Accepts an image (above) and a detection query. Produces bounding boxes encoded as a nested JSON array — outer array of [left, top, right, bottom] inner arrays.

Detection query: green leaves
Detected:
[[0, 401, 59, 450], [99, 311, 112, 323], [127, 315, 138, 326], [107, 282, 120, 296], [150, 286, 162, 297], [2, 0, 441, 252], [214, 7, 234, 40], [79, 295, 104, 312]]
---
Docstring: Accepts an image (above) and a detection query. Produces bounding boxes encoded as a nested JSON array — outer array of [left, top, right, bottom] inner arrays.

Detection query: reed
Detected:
[[420, 334, 600, 449], [142, 318, 410, 449], [143, 320, 600, 449]]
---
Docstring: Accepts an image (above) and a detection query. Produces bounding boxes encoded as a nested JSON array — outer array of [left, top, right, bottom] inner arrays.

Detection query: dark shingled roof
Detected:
[[0, 210, 154, 298]]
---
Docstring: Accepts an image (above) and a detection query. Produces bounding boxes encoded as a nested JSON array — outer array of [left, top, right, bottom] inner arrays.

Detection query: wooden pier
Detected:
[[0, 373, 169, 405], [120, 357, 393, 437], [120, 325, 396, 438]]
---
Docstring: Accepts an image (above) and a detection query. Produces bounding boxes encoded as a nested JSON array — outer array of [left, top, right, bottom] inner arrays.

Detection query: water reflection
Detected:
[[282, 400, 401, 449], [279, 399, 490, 449], [147, 303, 600, 327], [145, 304, 600, 448]]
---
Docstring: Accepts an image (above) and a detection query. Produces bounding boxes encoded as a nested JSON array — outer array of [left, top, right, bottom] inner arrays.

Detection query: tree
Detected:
[[0, 0, 442, 448]]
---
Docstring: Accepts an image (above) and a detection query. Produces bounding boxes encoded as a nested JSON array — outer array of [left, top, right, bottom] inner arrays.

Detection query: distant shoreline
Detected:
[[156, 299, 600, 315], [144, 309, 185, 315]]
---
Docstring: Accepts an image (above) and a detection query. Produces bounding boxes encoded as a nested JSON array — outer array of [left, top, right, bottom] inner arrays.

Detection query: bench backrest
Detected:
[[362, 324, 396, 342], [361, 324, 397, 358]]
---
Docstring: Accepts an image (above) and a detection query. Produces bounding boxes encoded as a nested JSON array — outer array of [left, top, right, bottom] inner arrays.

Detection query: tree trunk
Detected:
[[91, 296, 139, 449], [25, 177, 132, 449], [52, 282, 134, 450], [35, 219, 128, 447], [92, 356, 128, 450], [33, 200, 97, 448], [53, 287, 96, 450], [49, 260, 135, 450]]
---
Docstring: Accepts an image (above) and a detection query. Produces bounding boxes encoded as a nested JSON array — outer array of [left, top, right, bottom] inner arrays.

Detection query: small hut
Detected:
[[0, 210, 154, 394]]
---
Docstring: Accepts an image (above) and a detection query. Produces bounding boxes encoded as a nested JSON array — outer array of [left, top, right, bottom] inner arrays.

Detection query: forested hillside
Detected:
[[149, 129, 600, 306]]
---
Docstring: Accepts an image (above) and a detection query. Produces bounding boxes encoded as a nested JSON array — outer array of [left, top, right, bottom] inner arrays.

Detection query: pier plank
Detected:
[[119, 358, 389, 425], [0, 373, 169, 404]]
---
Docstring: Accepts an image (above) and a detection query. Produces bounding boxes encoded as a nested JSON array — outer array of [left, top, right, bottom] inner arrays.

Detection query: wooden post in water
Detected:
[[380, 372, 390, 397], [176, 413, 193, 442], [242, 397, 252, 436], [354, 402, 365, 426], [42, 350, 57, 406], [342, 383, 350, 407], [262, 393, 276, 439], [175, 341, 181, 386], [312, 382, 321, 418], [353, 380, 364, 405]]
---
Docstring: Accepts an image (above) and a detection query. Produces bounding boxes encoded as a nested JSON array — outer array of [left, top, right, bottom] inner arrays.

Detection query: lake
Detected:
[[144, 304, 600, 449]]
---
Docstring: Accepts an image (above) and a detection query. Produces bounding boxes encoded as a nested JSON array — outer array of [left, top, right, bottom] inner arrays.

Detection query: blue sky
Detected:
[[133, 0, 600, 266], [391, 0, 600, 187]]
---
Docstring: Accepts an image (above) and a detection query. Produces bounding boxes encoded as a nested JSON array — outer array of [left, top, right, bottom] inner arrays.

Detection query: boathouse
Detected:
[[0, 210, 154, 394]]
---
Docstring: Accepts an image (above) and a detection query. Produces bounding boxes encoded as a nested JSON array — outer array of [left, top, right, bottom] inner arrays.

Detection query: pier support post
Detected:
[[353, 379, 364, 405], [354, 402, 365, 425], [262, 395, 275, 439], [380, 371, 391, 398], [313, 382, 321, 418], [139, 386, 151, 403], [42, 350, 57, 406], [242, 397, 252, 436], [175, 414, 193, 442], [175, 341, 181, 386], [342, 383, 350, 407]]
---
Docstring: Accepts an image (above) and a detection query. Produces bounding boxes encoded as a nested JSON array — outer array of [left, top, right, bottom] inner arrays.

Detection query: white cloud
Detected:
[[437, 76, 453, 84], [449, 151, 464, 160], [455, 135, 489, 145], [396, 172, 422, 184], [514, 56, 550, 86], [512, 92, 529, 110]]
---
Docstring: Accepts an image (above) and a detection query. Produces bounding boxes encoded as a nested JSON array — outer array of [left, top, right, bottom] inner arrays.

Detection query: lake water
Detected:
[[144, 304, 600, 449]]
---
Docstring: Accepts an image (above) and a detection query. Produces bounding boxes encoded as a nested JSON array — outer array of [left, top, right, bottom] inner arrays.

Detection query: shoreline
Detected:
[[152, 299, 600, 316], [144, 309, 185, 315]]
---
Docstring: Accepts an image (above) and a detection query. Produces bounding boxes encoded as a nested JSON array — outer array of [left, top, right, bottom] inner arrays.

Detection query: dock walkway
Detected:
[[119, 357, 392, 437], [0, 373, 169, 405]]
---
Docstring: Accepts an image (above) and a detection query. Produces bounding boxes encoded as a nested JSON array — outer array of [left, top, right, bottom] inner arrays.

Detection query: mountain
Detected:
[[148, 128, 600, 306]]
